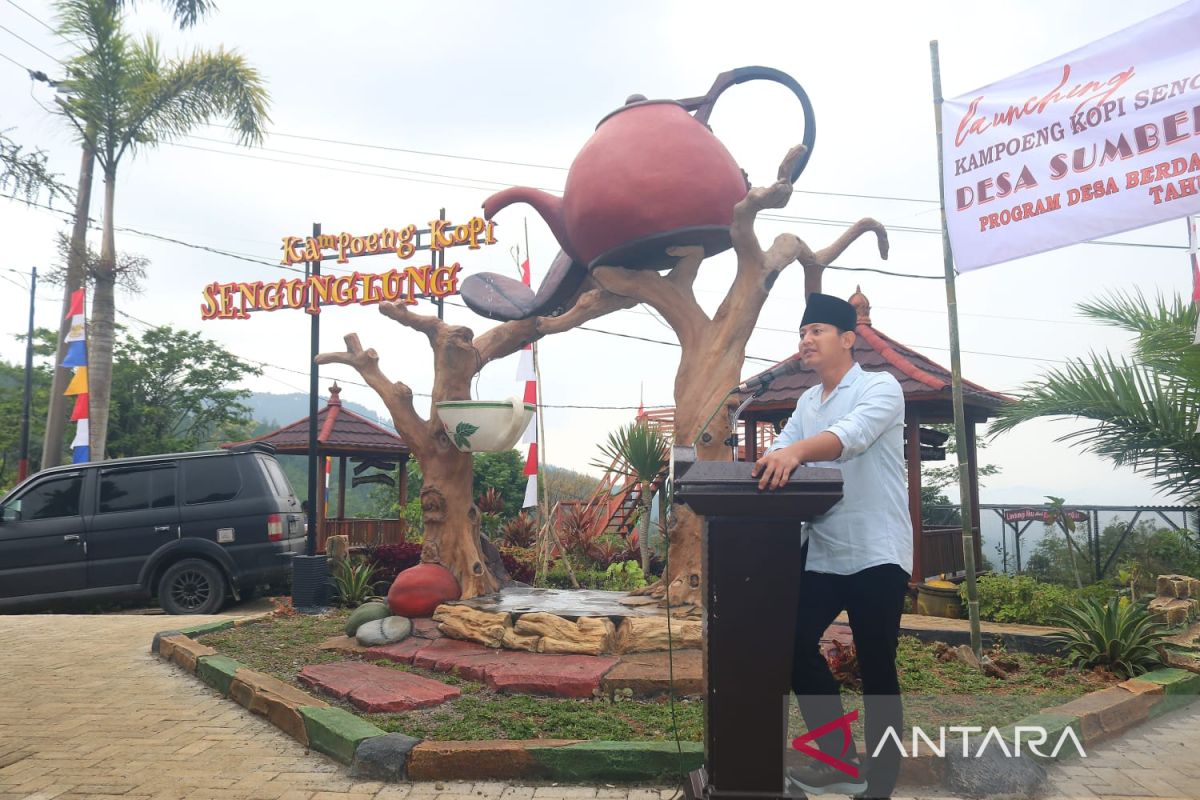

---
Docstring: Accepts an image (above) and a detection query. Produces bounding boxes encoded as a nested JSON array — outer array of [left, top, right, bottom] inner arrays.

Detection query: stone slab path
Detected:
[[298, 662, 461, 712]]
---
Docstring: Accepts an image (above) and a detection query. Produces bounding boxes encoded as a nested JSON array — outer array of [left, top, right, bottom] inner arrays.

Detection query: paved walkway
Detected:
[[1, 609, 1196, 800], [0, 610, 676, 800]]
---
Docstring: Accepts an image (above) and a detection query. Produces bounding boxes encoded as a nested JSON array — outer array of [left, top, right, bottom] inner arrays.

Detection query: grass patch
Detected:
[[198, 614, 1117, 743]]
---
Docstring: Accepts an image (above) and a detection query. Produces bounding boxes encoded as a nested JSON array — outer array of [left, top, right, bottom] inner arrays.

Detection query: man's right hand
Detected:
[[752, 446, 803, 491]]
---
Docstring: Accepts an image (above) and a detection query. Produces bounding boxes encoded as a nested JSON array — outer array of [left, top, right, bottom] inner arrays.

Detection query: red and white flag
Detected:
[[516, 258, 539, 509]]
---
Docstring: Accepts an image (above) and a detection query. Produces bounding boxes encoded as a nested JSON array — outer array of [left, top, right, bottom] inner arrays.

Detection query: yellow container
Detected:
[[916, 579, 963, 618]]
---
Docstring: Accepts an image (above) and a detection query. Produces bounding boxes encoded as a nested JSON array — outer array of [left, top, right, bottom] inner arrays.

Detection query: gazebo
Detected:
[[734, 288, 1009, 583], [226, 383, 411, 551]]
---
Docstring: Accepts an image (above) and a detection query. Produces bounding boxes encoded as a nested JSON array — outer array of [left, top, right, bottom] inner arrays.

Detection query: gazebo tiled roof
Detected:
[[227, 384, 410, 458], [737, 287, 1010, 419]]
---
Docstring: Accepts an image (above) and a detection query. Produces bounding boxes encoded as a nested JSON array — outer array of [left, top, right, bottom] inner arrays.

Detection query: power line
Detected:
[[0, 22, 63, 66], [204, 125, 944, 205], [170, 142, 513, 195], [0, 47, 33, 72]]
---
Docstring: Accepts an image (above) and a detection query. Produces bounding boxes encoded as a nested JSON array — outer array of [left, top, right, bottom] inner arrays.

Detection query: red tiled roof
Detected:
[[226, 384, 410, 457]]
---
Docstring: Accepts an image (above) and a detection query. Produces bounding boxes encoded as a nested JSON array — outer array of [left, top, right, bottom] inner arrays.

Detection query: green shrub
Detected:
[[603, 560, 646, 591], [1049, 596, 1173, 678], [963, 574, 1073, 625], [331, 555, 381, 607], [538, 565, 609, 590], [962, 574, 1119, 626]]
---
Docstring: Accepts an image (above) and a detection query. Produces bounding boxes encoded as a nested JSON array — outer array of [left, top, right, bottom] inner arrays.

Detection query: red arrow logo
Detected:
[[791, 709, 860, 777]]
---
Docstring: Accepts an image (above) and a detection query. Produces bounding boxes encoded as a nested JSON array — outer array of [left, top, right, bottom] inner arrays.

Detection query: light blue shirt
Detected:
[[766, 362, 913, 576]]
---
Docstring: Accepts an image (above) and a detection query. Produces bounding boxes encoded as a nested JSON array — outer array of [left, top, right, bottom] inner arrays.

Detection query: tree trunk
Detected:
[[88, 167, 118, 461], [42, 144, 94, 468], [414, 427, 500, 599]]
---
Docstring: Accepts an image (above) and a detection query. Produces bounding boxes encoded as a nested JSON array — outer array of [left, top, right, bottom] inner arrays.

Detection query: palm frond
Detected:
[[990, 292, 1200, 499]]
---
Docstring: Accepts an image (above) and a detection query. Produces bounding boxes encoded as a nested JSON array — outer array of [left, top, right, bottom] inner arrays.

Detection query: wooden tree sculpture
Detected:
[[315, 278, 635, 599], [586, 145, 888, 611], [317, 144, 884, 607]]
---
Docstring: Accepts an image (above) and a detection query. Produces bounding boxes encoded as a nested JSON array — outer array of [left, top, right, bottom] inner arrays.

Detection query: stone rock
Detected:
[[356, 616, 413, 647], [157, 635, 216, 673], [1149, 597, 1194, 627], [432, 603, 511, 647], [326, 534, 350, 563], [298, 661, 460, 712], [388, 563, 461, 618], [411, 617, 444, 639], [511, 612, 617, 655], [613, 616, 702, 653], [944, 740, 1048, 798], [501, 626, 543, 652], [345, 600, 392, 636], [350, 732, 422, 781]]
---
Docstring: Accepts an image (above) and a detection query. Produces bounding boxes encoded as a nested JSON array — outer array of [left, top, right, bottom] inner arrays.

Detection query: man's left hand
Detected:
[[752, 446, 802, 491]]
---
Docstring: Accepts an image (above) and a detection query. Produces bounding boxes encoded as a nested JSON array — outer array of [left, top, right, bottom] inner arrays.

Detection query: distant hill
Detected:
[[245, 391, 395, 430]]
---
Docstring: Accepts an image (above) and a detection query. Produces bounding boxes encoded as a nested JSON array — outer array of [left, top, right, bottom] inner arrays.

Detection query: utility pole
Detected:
[[18, 267, 37, 482]]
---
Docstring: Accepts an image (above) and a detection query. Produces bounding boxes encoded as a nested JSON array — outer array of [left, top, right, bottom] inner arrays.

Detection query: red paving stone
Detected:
[[485, 653, 620, 698], [364, 637, 429, 664], [411, 637, 494, 670], [297, 661, 460, 712]]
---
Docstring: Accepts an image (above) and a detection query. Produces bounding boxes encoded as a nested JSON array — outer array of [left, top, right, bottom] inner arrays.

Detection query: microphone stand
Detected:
[[725, 385, 768, 462]]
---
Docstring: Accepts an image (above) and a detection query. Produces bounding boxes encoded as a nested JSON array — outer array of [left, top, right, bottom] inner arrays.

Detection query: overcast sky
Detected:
[[0, 0, 1193, 508]]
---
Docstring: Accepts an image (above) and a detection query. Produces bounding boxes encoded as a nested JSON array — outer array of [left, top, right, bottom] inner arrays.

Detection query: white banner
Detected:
[[941, 0, 1200, 271]]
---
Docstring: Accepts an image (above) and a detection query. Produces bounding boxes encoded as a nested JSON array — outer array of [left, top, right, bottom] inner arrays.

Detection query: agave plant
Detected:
[[1048, 596, 1173, 678], [331, 555, 381, 608], [591, 421, 670, 575]]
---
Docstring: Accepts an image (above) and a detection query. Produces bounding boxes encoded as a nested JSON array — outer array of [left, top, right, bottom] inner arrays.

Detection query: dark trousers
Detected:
[[791, 549, 910, 798]]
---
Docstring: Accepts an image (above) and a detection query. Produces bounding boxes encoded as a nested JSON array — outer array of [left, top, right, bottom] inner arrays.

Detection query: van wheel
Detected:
[[159, 559, 226, 615]]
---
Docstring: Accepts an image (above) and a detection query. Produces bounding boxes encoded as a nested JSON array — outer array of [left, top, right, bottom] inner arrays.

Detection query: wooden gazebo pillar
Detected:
[[398, 454, 409, 507], [338, 456, 347, 520], [905, 410, 924, 584]]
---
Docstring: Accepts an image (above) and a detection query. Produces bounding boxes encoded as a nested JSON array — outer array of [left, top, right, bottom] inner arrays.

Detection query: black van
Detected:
[[0, 443, 306, 614]]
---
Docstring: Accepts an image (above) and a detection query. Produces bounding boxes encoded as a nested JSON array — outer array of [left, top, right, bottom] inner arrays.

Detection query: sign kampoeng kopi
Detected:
[[941, 0, 1200, 271]]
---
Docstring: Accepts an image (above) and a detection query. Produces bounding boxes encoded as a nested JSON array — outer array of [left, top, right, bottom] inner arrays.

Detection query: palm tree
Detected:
[[53, 0, 269, 460], [592, 421, 671, 575], [42, 0, 219, 468], [990, 291, 1200, 500]]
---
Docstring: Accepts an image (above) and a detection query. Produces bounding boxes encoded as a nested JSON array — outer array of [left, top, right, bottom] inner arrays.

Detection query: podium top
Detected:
[[674, 461, 843, 519]]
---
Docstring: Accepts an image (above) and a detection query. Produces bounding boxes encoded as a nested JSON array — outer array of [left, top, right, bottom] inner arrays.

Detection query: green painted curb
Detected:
[[196, 655, 244, 697], [998, 713, 1081, 763], [1137, 667, 1200, 696], [299, 706, 386, 765], [178, 620, 235, 637], [528, 741, 704, 782]]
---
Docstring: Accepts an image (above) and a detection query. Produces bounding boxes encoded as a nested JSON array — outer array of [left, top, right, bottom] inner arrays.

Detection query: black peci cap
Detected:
[[800, 292, 857, 333]]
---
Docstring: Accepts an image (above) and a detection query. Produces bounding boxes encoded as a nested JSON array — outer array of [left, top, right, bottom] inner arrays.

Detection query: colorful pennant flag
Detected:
[[517, 258, 539, 509], [61, 289, 89, 463]]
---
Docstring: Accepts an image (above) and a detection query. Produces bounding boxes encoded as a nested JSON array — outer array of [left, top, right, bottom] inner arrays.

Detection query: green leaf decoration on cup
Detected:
[[454, 421, 479, 449]]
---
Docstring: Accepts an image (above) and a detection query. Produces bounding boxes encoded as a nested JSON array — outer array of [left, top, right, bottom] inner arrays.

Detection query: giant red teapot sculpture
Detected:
[[461, 66, 815, 322]]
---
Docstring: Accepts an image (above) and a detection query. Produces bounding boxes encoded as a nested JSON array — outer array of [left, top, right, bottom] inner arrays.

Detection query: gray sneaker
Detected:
[[785, 760, 868, 796]]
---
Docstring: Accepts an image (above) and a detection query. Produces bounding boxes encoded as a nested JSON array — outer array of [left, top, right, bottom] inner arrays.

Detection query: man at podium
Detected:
[[752, 292, 913, 800]]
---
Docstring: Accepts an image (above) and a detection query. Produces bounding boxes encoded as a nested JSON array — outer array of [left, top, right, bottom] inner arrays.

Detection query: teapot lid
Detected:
[[596, 94, 685, 129]]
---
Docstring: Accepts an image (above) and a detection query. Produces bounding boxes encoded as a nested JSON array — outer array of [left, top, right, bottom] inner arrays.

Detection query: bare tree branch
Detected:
[[315, 333, 432, 453]]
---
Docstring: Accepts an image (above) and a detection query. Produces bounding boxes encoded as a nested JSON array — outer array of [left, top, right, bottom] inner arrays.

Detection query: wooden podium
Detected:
[[674, 455, 842, 800]]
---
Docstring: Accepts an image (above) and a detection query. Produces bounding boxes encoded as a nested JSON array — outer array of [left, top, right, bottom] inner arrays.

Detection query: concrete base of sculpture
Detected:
[[434, 588, 701, 656]]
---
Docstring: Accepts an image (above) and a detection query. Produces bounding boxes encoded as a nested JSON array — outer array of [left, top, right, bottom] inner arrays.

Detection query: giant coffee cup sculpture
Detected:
[[461, 66, 816, 321]]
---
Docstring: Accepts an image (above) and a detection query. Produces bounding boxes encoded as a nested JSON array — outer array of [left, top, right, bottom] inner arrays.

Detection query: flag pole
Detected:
[[931, 40, 983, 658], [526, 219, 548, 522]]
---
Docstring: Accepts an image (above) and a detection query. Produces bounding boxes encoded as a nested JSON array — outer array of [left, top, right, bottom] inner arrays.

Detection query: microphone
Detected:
[[735, 357, 804, 394]]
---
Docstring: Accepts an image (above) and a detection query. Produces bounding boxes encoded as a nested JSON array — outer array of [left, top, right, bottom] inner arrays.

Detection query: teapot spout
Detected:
[[483, 187, 574, 259]]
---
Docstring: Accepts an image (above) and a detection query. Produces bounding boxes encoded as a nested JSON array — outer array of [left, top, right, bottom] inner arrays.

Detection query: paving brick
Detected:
[[299, 662, 460, 713]]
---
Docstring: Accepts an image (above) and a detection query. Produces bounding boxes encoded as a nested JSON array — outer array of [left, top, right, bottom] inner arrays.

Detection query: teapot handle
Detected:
[[677, 66, 816, 183]]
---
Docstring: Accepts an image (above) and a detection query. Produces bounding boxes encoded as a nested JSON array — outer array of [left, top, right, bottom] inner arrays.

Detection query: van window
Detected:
[[182, 457, 241, 504], [260, 457, 296, 499], [11, 473, 83, 520], [99, 466, 176, 514]]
